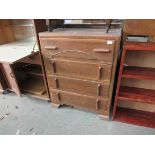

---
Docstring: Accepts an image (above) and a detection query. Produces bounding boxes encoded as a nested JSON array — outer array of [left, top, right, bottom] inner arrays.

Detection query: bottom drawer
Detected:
[[51, 89, 108, 114]]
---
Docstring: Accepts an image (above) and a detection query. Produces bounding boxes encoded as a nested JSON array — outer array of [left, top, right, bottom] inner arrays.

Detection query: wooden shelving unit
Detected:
[[0, 19, 50, 101], [20, 77, 46, 95], [113, 41, 155, 128], [20, 76, 48, 100], [14, 61, 48, 100]]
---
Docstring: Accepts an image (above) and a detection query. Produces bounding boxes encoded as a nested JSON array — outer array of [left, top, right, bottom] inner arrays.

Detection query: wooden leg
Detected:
[[98, 114, 110, 121], [52, 102, 61, 108], [0, 89, 8, 94]]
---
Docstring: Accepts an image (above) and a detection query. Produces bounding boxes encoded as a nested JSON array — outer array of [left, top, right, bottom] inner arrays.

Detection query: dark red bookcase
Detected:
[[113, 41, 155, 128]]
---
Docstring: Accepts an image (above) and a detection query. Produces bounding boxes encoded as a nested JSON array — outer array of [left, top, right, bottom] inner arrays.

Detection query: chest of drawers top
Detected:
[[39, 28, 121, 38]]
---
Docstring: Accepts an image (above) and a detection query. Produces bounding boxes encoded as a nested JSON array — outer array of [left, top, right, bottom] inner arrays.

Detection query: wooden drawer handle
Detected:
[[97, 84, 101, 96], [55, 78, 59, 88], [98, 66, 102, 80], [57, 92, 60, 101], [45, 46, 58, 50], [52, 61, 56, 73], [96, 99, 99, 110], [93, 48, 110, 53]]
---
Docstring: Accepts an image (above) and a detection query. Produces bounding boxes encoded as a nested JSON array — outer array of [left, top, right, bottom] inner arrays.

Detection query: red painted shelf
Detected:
[[119, 86, 155, 105], [114, 107, 155, 128], [122, 66, 155, 80], [113, 42, 155, 128]]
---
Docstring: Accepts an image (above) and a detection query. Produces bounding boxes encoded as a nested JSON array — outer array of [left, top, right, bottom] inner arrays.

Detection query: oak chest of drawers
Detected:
[[39, 28, 121, 119]]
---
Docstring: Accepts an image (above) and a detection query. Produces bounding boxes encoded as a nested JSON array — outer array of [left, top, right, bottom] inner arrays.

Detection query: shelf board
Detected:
[[24, 91, 49, 101], [114, 107, 155, 128], [18, 64, 43, 76], [125, 41, 155, 51], [119, 86, 155, 105], [122, 66, 155, 80], [20, 77, 46, 96]]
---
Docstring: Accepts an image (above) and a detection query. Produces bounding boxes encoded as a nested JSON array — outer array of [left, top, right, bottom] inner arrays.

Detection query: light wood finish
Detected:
[[0, 19, 49, 100], [46, 59, 112, 82], [50, 89, 108, 115], [0, 37, 38, 64], [40, 28, 121, 118], [48, 75, 110, 97], [124, 19, 155, 36], [41, 38, 115, 63], [19, 52, 41, 65], [1, 63, 21, 96], [0, 20, 15, 44]]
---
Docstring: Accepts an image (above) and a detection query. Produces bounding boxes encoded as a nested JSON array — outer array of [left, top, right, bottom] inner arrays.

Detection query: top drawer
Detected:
[[40, 38, 116, 63]]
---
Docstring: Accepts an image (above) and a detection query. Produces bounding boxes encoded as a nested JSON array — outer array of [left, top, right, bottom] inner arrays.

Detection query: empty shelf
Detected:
[[122, 66, 155, 80], [114, 107, 155, 128], [119, 86, 155, 105], [18, 64, 43, 76], [20, 77, 46, 96], [24, 91, 49, 101]]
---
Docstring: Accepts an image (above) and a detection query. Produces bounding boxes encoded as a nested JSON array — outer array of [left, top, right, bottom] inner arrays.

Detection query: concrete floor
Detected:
[[0, 93, 155, 135]]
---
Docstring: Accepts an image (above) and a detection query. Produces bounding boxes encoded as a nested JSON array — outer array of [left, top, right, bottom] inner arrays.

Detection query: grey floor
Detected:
[[0, 93, 155, 135]]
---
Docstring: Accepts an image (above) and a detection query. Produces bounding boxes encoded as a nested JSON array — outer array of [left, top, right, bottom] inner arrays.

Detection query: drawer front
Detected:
[[51, 89, 108, 113], [48, 75, 110, 97], [40, 38, 115, 63], [45, 59, 112, 82]]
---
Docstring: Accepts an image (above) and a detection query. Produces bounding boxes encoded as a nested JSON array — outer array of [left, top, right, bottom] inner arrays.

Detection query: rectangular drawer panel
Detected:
[[40, 38, 115, 63], [51, 89, 108, 113], [48, 75, 110, 97], [46, 59, 112, 82]]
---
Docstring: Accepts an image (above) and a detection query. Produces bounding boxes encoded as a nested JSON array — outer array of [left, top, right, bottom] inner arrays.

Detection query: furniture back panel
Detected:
[[124, 19, 155, 36]]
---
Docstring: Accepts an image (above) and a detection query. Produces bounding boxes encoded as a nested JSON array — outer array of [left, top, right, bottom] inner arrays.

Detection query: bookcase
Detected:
[[113, 20, 155, 128]]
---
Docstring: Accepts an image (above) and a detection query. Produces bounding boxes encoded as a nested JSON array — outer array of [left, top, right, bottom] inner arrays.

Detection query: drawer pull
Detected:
[[57, 92, 60, 101], [93, 48, 110, 53], [55, 78, 59, 88], [96, 99, 99, 110], [52, 61, 56, 73], [10, 72, 14, 78], [98, 66, 102, 80], [97, 84, 101, 96], [45, 46, 58, 50]]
